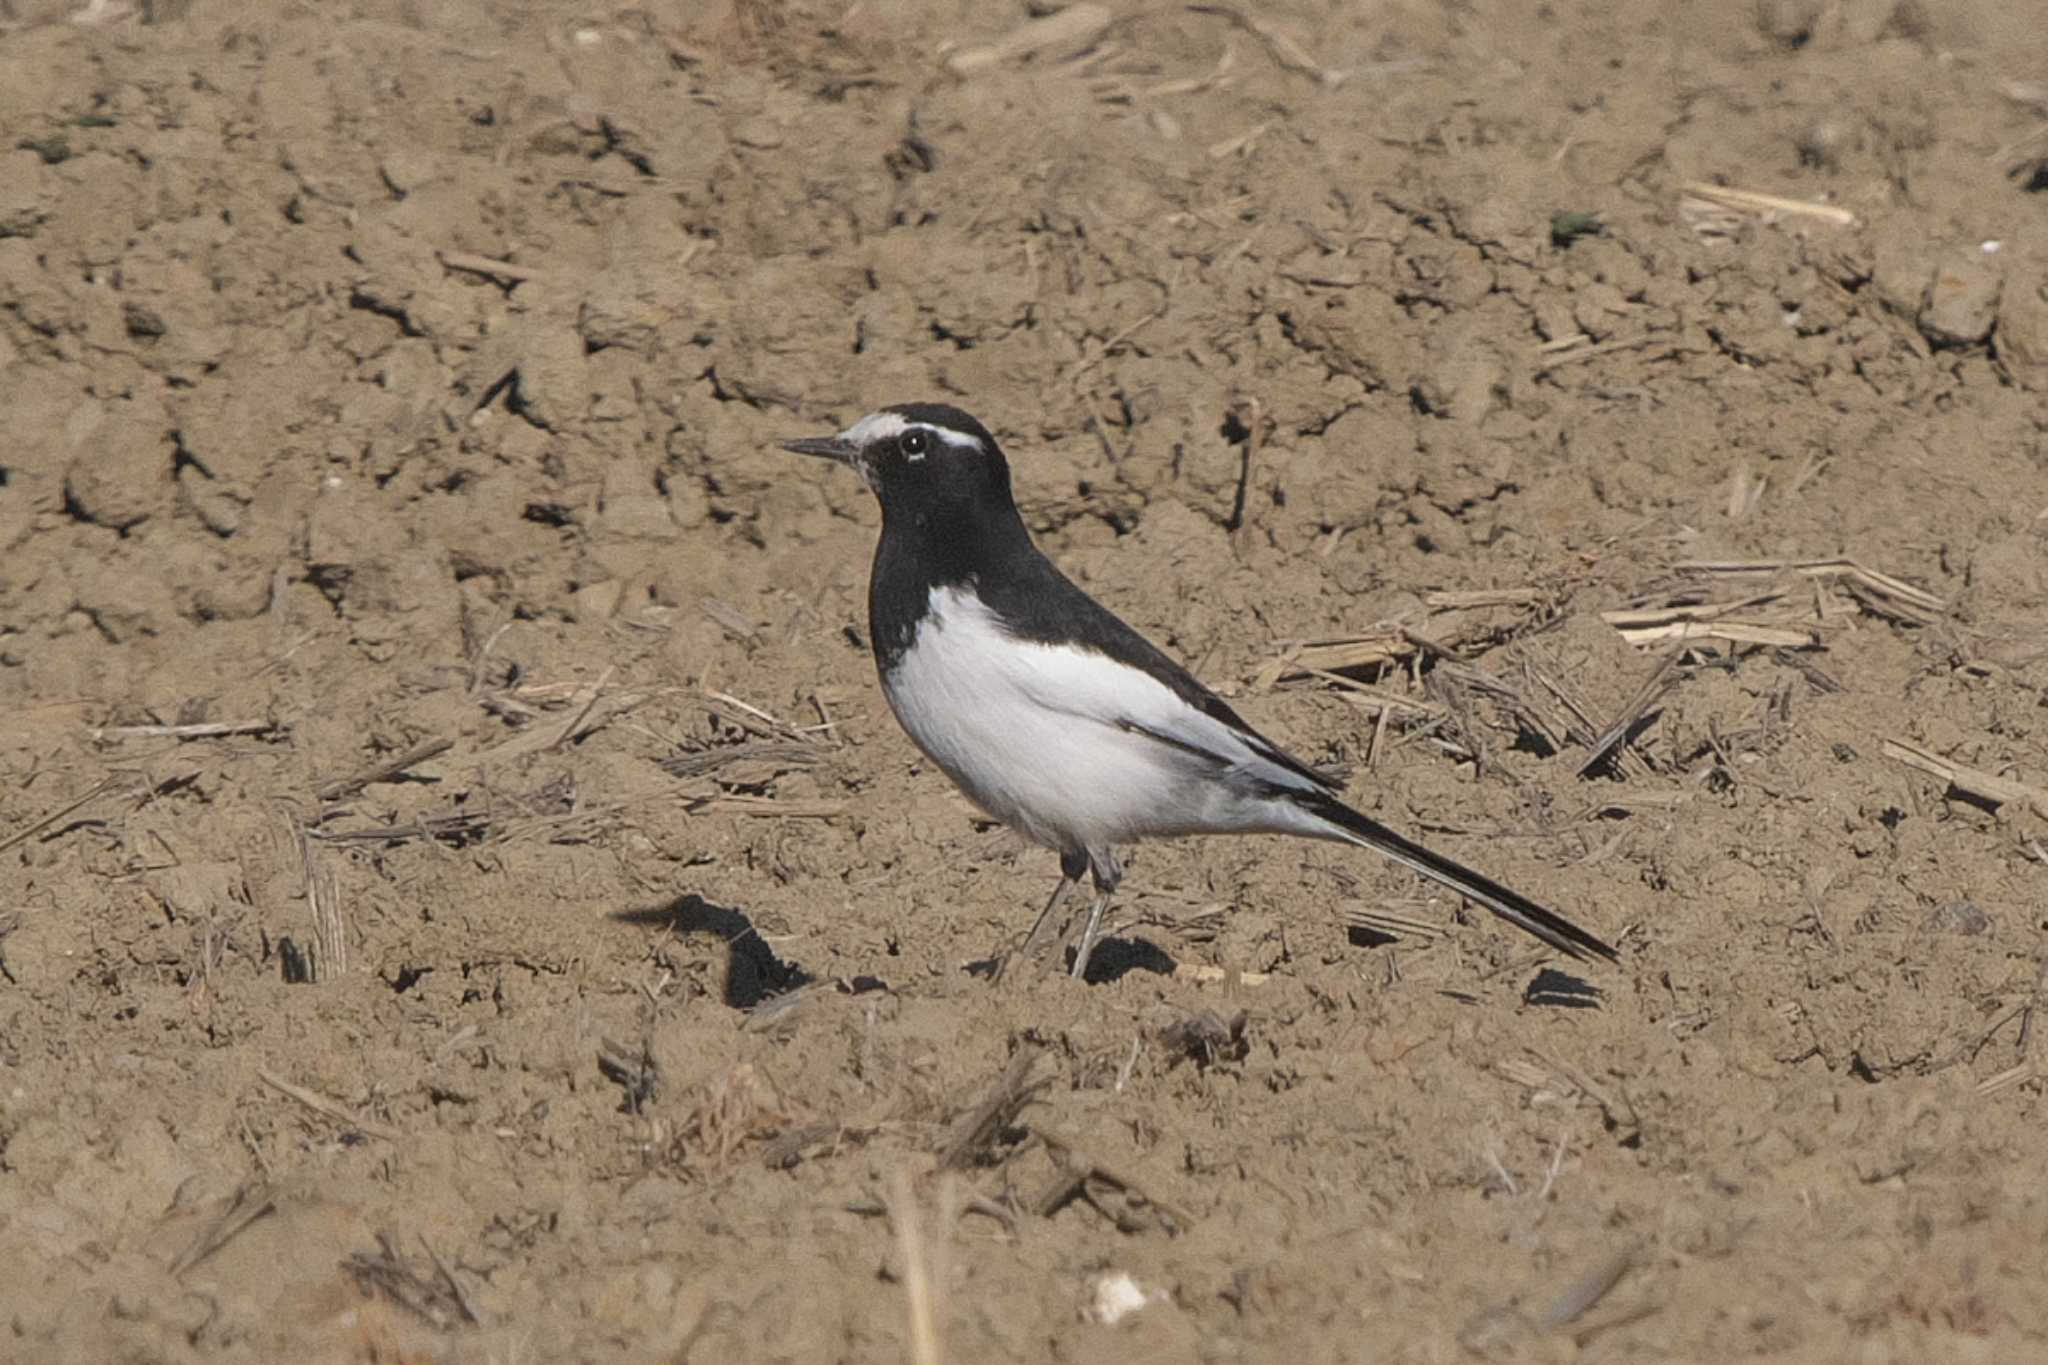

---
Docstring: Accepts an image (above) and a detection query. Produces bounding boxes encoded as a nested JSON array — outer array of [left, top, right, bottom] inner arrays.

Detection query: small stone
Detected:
[[730, 116, 785, 150], [177, 468, 245, 536], [508, 323, 589, 432], [1868, 236, 1929, 319], [1994, 278, 2048, 385], [1572, 281, 1632, 339], [567, 578, 624, 621], [183, 573, 273, 621], [1532, 294, 1579, 344], [597, 462, 675, 538], [1920, 252, 2000, 347], [1922, 900, 1991, 937], [0, 463, 44, 553], [1087, 1270, 1165, 1325], [378, 150, 438, 199], [62, 408, 172, 533], [579, 269, 662, 355]]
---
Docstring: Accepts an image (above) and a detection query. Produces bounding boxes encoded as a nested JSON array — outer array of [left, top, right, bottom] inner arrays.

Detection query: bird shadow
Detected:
[[1075, 935, 1177, 984], [1522, 966, 1604, 1009], [611, 893, 811, 1009], [962, 934, 1178, 985], [1348, 928, 1606, 1008]]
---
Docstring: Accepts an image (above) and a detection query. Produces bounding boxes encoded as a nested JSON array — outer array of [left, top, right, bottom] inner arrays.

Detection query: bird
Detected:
[[779, 402, 1618, 981]]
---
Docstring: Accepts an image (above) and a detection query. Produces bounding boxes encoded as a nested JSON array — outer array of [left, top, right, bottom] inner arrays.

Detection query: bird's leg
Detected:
[[993, 849, 1089, 982], [995, 876, 1077, 983], [1067, 850, 1123, 981], [1068, 889, 1114, 980]]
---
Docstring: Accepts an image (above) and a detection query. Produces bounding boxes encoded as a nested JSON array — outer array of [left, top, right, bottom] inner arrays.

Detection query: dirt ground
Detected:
[[3, 0, 2047, 1359]]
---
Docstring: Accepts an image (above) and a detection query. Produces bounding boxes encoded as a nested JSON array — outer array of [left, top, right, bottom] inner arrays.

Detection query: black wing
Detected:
[[978, 549, 1342, 795]]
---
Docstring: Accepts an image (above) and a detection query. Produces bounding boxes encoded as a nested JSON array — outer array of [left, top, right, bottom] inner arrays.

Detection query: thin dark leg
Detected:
[[994, 875, 1077, 983], [992, 849, 1088, 983], [1067, 850, 1123, 981], [1068, 889, 1114, 980]]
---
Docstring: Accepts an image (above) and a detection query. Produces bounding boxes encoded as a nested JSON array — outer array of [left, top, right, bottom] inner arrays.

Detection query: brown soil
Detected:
[[4, 0, 2047, 1359]]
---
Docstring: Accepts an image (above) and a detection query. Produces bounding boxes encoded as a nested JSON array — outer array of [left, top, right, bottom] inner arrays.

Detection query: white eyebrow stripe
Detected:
[[928, 426, 985, 454], [837, 410, 987, 457], [840, 411, 910, 444]]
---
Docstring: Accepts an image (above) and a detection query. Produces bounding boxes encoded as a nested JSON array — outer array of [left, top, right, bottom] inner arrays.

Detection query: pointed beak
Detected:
[[778, 435, 861, 468]]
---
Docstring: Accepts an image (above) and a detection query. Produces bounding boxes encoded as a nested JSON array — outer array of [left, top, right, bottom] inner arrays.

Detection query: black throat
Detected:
[[867, 483, 1040, 674]]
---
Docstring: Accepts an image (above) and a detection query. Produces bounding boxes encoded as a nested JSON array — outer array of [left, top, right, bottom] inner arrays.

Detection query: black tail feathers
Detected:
[[1302, 792, 1618, 964]]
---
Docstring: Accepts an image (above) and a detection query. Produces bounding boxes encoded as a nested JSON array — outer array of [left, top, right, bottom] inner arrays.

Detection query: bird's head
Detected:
[[779, 403, 1015, 517]]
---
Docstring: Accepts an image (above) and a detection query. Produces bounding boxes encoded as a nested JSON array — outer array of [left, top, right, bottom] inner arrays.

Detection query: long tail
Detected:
[[1297, 791, 1618, 964]]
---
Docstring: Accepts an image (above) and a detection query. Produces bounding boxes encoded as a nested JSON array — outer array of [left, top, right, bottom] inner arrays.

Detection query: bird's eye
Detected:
[[900, 429, 929, 460]]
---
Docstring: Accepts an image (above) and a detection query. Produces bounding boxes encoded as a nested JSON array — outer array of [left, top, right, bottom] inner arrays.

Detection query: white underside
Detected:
[[881, 585, 1333, 856]]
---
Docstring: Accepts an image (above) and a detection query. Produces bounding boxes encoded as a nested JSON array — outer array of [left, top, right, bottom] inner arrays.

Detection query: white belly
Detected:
[[880, 586, 1301, 853]]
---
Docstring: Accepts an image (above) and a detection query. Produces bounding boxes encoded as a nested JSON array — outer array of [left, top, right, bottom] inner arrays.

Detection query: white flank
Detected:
[[882, 586, 1329, 854]]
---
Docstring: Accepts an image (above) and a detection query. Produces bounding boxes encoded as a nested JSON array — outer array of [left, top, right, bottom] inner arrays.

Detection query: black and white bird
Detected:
[[781, 403, 1617, 980]]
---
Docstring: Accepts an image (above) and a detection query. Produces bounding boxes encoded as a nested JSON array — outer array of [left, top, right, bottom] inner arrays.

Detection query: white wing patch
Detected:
[[883, 586, 1327, 852], [991, 633, 1323, 797]]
